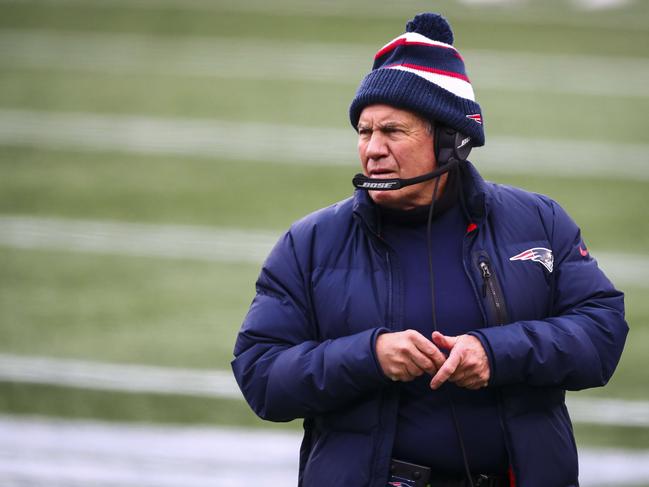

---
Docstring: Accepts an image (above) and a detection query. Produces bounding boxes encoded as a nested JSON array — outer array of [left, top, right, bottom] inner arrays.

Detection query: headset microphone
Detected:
[[352, 160, 458, 190], [351, 126, 472, 191]]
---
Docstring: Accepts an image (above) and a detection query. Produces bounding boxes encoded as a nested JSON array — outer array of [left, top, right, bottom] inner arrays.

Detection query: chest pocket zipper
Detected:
[[478, 258, 509, 326]]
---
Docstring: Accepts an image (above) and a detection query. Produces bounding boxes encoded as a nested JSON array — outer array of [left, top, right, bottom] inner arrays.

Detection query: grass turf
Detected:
[[1, 147, 648, 252], [0, 247, 257, 369], [0, 2, 647, 57], [0, 67, 647, 143], [0, 0, 647, 454], [0, 381, 296, 430]]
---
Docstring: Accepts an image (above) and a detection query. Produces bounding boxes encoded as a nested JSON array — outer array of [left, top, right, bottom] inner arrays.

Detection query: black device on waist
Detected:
[[389, 459, 508, 487]]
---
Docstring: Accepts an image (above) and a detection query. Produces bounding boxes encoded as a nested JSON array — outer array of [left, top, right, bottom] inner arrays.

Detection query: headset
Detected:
[[434, 125, 473, 170], [351, 125, 473, 191]]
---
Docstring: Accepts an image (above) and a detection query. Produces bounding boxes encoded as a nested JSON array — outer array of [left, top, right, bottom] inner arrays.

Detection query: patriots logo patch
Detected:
[[466, 113, 482, 124], [509, 247, 554, 273]]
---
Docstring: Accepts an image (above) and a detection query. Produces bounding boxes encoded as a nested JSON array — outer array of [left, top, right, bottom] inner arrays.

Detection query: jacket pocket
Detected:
[[473, 251, 509, 326], [501, 386, 578, 487]]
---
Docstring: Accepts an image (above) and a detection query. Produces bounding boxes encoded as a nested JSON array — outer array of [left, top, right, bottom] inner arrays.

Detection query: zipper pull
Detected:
[[479, 261, 491, 297]]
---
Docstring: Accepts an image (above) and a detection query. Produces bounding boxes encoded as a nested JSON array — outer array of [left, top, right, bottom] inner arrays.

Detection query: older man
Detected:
[[232, 13, 627, 487]]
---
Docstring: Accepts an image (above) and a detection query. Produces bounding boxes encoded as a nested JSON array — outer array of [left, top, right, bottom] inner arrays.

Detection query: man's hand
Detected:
[[429, 331, 490, 390], [376, 330, 446, 382]]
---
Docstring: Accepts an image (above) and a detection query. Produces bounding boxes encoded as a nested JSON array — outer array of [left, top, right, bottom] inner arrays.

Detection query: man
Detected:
[[231, 13, 627, 487]]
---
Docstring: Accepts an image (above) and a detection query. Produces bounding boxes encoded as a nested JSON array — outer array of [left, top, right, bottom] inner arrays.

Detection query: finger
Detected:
[[430, 351, 461, 390], [386, 364, 406, 382], [449, 357, 485, 386], [389, 365, 418, 381], [449, 368, 469, 383], [431, 331, 457, 352], [391, 363, 417, 382], [427, 346, 447, 371], [452, 370, 480, 388], [453, 373, 478, 388], [461, 378, 487, 390], [389, 356, 425, 382], [403, 361, 424, 381], [387, 333, 432, 375], [449, 355, 478, 381], [411, 333, 447, 370], [407, 348, 436, 375]]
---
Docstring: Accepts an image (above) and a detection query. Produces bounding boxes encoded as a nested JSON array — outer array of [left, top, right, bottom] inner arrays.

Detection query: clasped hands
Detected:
[[375, 330, 490, 390]]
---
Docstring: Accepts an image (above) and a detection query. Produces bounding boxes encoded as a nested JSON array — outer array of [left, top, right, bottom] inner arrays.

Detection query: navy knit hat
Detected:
[[349, 13, 485, 146]]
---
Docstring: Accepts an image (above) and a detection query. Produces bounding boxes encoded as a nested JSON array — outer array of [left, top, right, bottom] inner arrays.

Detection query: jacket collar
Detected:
[[352, 160, 490, 231], [459, 160, 491, 223], [352, 186, 382, 235]]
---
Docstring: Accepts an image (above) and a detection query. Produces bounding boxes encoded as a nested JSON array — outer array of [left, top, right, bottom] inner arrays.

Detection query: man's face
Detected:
[[357, 104, 442, 210]]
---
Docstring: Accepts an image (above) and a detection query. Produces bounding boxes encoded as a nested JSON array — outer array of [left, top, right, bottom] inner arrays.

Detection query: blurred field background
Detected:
[[0, 0, 648, 484]]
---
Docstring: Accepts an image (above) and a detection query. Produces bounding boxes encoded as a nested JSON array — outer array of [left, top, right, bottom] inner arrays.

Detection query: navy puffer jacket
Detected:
[[232, 162, 627, 487]]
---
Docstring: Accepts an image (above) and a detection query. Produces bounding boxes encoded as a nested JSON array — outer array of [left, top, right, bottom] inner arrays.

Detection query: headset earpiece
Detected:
[[434, 125, 472, 166]]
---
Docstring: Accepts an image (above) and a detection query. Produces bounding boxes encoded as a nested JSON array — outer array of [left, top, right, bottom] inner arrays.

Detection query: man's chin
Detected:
[[369, 189, 412, 210]]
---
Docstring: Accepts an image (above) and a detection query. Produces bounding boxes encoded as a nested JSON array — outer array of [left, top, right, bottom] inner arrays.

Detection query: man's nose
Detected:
[[364, 132, 389, 160]]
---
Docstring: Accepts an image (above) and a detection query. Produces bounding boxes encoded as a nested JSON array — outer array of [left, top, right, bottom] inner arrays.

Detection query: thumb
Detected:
[[432, 331, 457, 351]]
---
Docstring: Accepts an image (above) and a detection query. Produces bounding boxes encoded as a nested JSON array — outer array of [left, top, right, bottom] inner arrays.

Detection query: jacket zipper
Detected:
[[366, 234, 400, 484], [386, 251, 393, 330], [479, 259, 507, 325]]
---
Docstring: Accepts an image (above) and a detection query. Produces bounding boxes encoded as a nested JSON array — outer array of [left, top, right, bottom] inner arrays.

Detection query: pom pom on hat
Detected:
[[349, 12, 485, 147], [406, 13, 454, 45]]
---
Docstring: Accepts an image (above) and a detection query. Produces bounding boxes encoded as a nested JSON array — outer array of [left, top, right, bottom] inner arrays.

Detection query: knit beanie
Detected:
[[349, 13, 485, 146]]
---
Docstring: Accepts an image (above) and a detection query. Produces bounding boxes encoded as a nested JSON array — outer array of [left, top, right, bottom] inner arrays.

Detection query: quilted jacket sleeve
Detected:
[[472, 200, 628, 390], [231, 230, 389, 422]]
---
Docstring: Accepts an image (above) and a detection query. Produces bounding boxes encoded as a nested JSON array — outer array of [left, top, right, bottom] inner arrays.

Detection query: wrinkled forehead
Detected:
[[357, 104, 431, 128]]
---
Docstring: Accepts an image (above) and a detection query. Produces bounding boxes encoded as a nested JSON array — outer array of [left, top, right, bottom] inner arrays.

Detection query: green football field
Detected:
[[1, 0, 648, 457]]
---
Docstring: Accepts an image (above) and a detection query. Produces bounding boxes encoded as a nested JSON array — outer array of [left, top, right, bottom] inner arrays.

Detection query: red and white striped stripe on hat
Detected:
[[373, 32, 476, 102]]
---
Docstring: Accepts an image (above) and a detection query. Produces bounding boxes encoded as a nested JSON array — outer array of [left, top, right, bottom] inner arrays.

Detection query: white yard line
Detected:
[[0, 109, 354, 166], [0, 415, 300, 487], [0, 215, 646, 288], [568, 397, 649, 428], [1, 109, 649, 181], [0, 215, 278, 265], [594, 252, 649, 289], [2, 29, 649, 98], [0, 415, 648, 486], [0, 30, 368, 84], [0, 353, 243, 400], [572, 0, 632, 10], [1, 353, 648, 428]]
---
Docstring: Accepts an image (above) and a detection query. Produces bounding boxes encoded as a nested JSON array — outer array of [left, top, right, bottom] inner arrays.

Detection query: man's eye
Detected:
[[358, 128, 371, 136]]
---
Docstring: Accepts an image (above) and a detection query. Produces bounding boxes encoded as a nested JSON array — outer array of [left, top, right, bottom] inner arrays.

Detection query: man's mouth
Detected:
[[368, 169, 398, 179]]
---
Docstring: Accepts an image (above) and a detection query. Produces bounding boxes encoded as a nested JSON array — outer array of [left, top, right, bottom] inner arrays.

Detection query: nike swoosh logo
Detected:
[[579, 245, 589, 257]]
